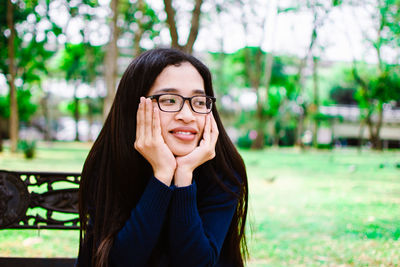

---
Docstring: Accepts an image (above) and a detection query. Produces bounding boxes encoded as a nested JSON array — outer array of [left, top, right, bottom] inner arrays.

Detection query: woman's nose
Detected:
[[175, 100, 195, 122]]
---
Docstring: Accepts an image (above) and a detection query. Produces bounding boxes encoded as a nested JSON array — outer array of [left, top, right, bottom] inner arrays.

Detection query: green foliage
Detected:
[[266, 86, 287, 117], [237, 134, 253, 149], [312, 112, 343, 123], [17, 89, 37, 122], [371, 69, 400, 103], [0, 0, 60, 84], [333, 0, 342, 6], [57, 43, 104, 83], [353, 64, 400, 111], [0, 90, 37, 122], [209, 48, 297, 96], [330, 86, 357, 105], [119, 0, 161, 53], [58, 100, 87, 116], [0, 95, 8, 118], [17, 139, 36, 159]]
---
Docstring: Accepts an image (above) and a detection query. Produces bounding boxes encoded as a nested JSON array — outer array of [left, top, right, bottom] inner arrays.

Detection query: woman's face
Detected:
[[146, 62, 207, 156]]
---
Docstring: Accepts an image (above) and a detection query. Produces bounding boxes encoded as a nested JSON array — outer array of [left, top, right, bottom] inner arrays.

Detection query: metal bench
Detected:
[[0, 170, 80, 267]]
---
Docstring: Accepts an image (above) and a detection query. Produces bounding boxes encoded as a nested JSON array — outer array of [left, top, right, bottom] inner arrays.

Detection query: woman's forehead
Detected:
[[151, 88, 205, 95], [148, 63, 205, 96]]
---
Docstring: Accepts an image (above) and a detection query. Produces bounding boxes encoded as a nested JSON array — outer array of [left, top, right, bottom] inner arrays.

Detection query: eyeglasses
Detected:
[[148, 93, 216, 114]]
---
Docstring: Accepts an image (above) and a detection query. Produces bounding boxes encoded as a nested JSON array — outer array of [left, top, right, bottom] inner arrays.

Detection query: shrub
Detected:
[[237, 134, 253, 149], [18, 140, 36, 159]]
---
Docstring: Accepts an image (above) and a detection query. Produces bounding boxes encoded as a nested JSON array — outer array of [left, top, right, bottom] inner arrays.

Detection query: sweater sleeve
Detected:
[[109, 176, 174, 267], [167, 178, 239, 267]]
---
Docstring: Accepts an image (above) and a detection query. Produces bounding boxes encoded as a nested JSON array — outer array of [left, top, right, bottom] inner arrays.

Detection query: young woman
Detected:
[[77, 48, 249, 267]]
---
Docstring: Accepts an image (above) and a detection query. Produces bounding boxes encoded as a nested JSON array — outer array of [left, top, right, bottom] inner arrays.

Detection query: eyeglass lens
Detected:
[[158, 94, 212, 113]]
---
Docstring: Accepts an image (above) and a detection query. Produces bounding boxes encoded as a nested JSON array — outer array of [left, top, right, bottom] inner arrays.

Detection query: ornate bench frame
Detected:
[[0, 170, 80, 267]]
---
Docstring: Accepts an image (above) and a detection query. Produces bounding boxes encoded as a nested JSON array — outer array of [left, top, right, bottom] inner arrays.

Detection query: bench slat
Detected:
[[0, 257, 76, 267]]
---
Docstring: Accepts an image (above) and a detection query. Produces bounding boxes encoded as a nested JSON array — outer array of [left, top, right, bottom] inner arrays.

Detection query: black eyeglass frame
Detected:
[[148, 93, 216, 114]]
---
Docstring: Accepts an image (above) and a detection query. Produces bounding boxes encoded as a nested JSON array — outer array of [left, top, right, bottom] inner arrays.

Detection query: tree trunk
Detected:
[[252, 52, 274, 149], [41, 92, 52, 141], [295, 11, 320, 148], [312, 56, 319, 148], [184, 0, 203, 54], [357, 117, 365, 153], [74, 83, 80, 142], [133, 0, 145, 57], [252, 90, 265, 149], [103, 0, 119, 121], [365, 106, 383, 150], [0, 119, 3, 152], [163, 0, 180, 49], [293, 54, 308, 148], [296, 115, 305, 148], [163, 0, 203, 54], [374, 103, 383, 150], [7, 0, 18, 152], [242, 48, 264, 150], [87, 98, 94, 141]]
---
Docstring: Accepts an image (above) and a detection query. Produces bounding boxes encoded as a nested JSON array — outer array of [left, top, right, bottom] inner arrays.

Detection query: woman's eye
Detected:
[[194, 100, 206, 106], [160, 98, 176, 105], [193, 97, 207, 107]]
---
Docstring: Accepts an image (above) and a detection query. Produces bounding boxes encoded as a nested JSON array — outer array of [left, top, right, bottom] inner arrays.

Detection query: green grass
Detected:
[[1, 143, 399, 266], [242, 148, 400, 266]]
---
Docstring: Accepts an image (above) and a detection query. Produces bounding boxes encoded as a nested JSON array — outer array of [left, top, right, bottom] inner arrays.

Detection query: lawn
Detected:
[[0, 142, 399, 266]]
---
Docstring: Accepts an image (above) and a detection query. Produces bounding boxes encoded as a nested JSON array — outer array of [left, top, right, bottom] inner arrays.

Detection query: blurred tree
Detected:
[[330, 86, 357, 105], [119, 0, 161, 57], [349, 0, 400, 150], [163, 0, 204, 54], [0, 96, 7, 151], [235, 0, 278, 149], [103, 0, 161, 121], [211, 47, 296, 147], [0, 91, 37, 147], [0, 0, 62, 151], [4, 0, 18, 152], [103, 0, 119, 121], [353, 65, 400, 150], [288, 0, 336, 148], [58, 43, 103, 141]]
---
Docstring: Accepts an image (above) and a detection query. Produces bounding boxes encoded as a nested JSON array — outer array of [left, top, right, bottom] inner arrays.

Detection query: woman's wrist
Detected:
[[154, 169, 174, 186], [173, 167, 193, 187]]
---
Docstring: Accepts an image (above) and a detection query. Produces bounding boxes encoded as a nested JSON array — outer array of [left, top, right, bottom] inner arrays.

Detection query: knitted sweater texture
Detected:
[[77, 173, 239, 267]]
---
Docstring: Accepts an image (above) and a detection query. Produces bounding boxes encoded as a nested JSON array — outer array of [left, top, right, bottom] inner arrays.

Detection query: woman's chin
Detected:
[[170, 146, 195, 157]]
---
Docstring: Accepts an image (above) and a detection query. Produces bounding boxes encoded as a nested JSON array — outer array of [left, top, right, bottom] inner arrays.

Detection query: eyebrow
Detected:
[[154, 88, 206, 95]]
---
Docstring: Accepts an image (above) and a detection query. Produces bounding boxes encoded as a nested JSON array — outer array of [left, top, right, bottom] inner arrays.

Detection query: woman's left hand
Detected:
[[174, 113, 219, 187]]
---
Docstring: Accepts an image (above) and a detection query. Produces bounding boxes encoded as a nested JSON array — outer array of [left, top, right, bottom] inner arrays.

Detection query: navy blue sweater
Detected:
[[77, 173, 239, 267]]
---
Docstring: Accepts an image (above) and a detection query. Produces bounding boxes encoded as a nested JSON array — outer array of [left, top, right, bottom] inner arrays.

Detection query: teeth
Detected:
[[175, 131, 192, 135]]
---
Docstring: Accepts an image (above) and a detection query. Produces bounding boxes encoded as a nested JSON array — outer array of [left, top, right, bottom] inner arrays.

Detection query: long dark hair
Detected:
[[78, 48, 249, 267]]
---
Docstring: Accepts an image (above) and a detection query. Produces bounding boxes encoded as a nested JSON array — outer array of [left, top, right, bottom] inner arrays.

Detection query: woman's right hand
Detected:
[[134, 97, 176, 186]]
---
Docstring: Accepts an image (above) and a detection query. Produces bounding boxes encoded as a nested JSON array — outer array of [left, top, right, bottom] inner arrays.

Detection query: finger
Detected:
[[145, 98, 152, 137], [210, 113, 219, 145], [153, 107, 162, 140], [203, 113, 211, 145], [137, 97, 145, 139]]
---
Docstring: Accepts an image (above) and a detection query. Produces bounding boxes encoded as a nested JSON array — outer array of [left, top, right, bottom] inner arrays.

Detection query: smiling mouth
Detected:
[[169, 130, 197, 141], [173, 131, 193, 135]]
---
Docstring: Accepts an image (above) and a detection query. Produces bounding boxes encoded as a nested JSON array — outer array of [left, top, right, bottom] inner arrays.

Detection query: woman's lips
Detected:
[[169, 127, 197, 141]]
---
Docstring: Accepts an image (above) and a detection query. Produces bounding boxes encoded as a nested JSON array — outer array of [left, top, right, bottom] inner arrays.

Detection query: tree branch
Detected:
[[163, 0, 180, 49], [184, 0, 203, 53]]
